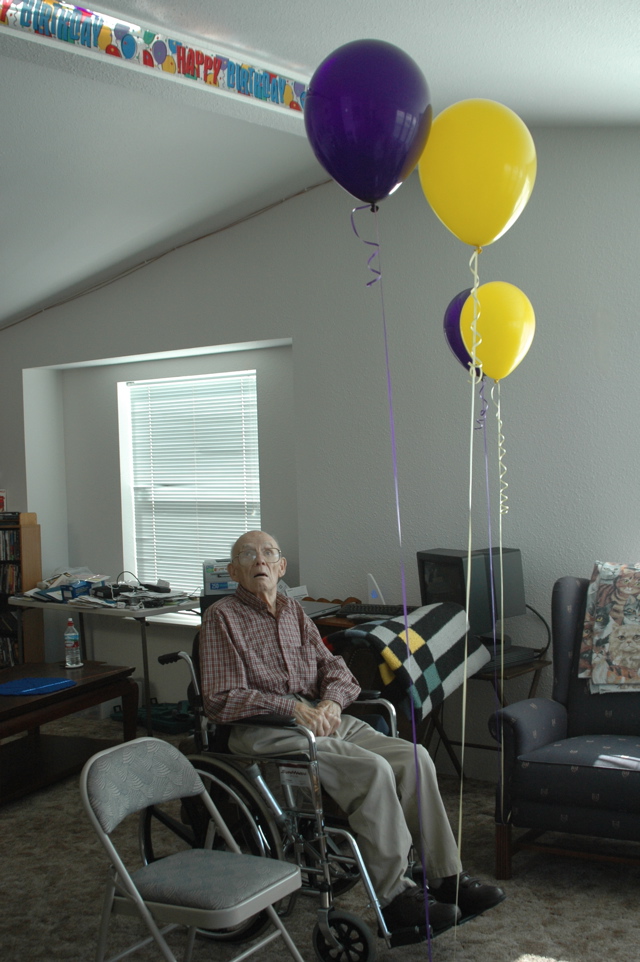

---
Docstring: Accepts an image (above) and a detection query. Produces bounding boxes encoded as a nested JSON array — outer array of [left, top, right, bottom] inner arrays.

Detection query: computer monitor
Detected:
[[416, 547, 526, 642]]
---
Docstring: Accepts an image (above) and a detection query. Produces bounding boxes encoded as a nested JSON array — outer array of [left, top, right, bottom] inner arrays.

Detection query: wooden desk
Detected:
[[474, 656, 552, 706], [433, 658, 552, 771], [0, 660, 138, 805], [9, 595, 201, 735]]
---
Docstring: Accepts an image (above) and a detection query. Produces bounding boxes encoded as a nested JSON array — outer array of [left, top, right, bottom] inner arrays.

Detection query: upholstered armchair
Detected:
[[489, 575, 640, 878]]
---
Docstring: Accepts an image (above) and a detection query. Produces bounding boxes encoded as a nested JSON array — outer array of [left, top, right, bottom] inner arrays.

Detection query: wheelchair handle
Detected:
[[158, 650, 201, 697], [158, 651, 187, 665]]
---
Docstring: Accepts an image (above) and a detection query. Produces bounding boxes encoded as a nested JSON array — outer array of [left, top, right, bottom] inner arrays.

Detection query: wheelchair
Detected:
[[139, 639, 437, 962]]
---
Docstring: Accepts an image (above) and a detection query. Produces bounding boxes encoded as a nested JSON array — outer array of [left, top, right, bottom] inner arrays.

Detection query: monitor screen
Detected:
[[416, 547, 526, 641]]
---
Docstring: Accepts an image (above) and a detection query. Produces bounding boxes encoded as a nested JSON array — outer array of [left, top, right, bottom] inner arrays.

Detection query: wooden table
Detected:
[[9, 595, 201, 734], [0, 660, 138, 804]]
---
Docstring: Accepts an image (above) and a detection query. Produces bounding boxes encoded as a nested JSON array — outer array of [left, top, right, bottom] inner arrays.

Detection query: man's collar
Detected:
[[236, 583, 291, 613]]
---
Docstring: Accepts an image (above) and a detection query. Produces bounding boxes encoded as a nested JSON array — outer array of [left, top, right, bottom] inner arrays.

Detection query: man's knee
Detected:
[[318, 741, 398, 802]]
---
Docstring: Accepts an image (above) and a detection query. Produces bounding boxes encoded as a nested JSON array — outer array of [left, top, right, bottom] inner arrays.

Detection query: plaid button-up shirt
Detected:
[[200, 585, 360, 722]]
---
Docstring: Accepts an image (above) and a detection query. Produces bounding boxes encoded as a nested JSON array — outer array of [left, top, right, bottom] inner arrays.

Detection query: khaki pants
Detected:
[[229, 712, 462, 904]]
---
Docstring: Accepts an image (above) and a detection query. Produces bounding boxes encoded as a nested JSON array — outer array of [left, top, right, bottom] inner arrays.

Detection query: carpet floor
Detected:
[[1, 716, 638, 962]]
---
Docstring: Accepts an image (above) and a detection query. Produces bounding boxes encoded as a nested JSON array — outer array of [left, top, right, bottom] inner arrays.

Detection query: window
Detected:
[[118, 370, 260, 592]]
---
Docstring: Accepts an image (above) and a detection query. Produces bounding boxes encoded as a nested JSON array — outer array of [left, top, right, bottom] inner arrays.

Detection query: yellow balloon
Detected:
[[460, 282, 535, 380], [418, 99, 537, 247]]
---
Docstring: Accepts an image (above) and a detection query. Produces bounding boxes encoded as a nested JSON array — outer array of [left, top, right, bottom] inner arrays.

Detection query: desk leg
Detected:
[[139, 617, 153, 735], [78, 611, 87, 662], [527, 668, 545, 698], [121, 678, 139, 741], [427, 708, 463, 779], [15, 608, 24, 663]]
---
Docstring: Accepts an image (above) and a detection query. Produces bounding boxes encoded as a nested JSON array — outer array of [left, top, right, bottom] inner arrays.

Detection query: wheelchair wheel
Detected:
[[194, 756, 284, 859], [140, 754, 284, 943], [312, 910, 376, 962]]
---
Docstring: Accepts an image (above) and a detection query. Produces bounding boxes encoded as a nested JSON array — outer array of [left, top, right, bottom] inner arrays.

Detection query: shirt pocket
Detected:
[[285, 645, 318, 688]]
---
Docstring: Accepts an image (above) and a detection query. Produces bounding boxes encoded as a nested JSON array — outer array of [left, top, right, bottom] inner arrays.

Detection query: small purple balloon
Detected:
[[443, 289, 474, 369], [304, 39, 432, 205]]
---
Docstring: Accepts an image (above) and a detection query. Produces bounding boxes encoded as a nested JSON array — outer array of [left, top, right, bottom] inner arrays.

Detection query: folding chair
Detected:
[[80, 736, 306, 962]]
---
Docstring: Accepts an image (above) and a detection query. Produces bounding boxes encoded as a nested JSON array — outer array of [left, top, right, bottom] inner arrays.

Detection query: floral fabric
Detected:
[[579, 561, 640, 692]]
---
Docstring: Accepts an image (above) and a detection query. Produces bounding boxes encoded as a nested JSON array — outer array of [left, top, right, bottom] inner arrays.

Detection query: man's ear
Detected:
[[227, 560, 238, 580], [279, 556, 287, 577]]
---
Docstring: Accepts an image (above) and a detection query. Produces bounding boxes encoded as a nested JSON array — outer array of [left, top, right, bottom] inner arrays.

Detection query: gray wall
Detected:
[[2, 125, 639, 776]]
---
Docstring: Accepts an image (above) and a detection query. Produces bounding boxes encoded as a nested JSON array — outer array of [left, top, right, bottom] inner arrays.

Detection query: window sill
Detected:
[[145, 610, 202, 628]]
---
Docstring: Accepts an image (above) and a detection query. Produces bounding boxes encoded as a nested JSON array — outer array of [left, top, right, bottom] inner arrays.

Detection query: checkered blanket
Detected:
[[342, 603, 490, 721]]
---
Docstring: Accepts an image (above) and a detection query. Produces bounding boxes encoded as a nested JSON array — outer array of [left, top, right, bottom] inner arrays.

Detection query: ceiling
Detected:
[[1, 0, 638, 332]]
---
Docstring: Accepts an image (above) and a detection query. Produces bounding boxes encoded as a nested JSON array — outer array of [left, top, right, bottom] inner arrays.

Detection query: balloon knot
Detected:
[[370, 204, 379, 213]]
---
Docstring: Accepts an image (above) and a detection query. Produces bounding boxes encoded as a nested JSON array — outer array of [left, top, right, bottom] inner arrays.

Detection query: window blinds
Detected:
[[125, 370, 260, 592]]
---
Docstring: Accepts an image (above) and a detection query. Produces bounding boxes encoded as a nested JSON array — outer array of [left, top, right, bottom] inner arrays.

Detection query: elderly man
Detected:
[[200, 530, 505, 934]]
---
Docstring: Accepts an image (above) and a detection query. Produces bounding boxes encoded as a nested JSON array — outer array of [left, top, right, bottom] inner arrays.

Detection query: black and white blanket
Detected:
[[342, 602, 490, 721]]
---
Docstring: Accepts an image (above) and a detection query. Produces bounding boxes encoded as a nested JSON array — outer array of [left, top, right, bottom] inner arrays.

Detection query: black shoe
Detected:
[[430, 872, 506, 920], [382, 886, 461, 934]]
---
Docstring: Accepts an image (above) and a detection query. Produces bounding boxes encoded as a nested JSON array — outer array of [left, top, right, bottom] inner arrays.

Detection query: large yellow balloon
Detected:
[[418, 99, 537, 247], [460, 282, 535, 380]]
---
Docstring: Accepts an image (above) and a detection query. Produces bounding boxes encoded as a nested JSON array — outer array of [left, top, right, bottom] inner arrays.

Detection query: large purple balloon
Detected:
[[443, 289, 473, 369], [304, 39, 432, 205]]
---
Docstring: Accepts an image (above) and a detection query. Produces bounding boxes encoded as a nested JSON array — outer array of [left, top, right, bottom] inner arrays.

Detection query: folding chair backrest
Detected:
[[84, 737, 204, 835]]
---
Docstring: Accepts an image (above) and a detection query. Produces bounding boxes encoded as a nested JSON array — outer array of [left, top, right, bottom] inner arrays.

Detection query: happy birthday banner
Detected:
[[0, 1, 308, 111]]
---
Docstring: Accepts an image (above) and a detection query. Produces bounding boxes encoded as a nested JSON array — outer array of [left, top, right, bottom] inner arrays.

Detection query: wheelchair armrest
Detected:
[[231, 713, 297, 727], [348, 695, 398, 738], [489, 697, 568, 761], [223, 715, 320, 762]]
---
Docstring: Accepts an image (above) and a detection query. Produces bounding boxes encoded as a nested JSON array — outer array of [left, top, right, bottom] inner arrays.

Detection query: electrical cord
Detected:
[[115, 570, 143, 586], [525, 603, 552, 658]]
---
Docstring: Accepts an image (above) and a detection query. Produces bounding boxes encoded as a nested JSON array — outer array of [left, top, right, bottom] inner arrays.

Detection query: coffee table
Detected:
[[0, 660, 138, 804]]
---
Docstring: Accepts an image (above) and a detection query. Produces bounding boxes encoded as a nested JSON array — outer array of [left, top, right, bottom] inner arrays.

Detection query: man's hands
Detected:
[[293, 699, 342, 737]]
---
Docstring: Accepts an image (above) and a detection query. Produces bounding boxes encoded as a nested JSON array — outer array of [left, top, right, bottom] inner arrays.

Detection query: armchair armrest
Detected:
[[489, 697, 568, 762]]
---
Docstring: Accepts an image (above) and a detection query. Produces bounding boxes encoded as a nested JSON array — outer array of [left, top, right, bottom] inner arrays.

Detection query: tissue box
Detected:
[[60, 580, 91, 600]]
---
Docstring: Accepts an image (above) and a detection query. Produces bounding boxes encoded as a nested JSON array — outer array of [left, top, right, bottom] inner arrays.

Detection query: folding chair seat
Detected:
[[80, 736, 305, 962]]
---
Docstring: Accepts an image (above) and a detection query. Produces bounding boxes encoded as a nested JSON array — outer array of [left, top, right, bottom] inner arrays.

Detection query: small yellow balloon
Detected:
[[418, 99, 537, 247], [460, 282, 535, 380]]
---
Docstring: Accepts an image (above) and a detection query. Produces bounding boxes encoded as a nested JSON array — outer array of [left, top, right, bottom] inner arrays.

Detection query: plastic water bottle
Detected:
[[64, 618, 83, 668]]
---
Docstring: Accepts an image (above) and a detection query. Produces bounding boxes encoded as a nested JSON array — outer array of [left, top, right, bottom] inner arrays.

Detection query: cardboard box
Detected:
[[60, 580, 92, 600], [203, 560, 237, 595]]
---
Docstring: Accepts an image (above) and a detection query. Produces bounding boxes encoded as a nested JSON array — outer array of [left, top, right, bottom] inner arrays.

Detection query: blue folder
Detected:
[[0, 677, 77, 696]]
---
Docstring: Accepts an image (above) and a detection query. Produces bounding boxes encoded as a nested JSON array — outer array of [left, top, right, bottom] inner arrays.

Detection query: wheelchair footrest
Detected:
[[385, 924, 429, 947]]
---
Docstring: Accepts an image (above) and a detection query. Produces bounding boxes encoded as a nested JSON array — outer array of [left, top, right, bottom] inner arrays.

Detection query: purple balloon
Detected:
[[443, 289, 474, 369], [304, 39, 432, 205]]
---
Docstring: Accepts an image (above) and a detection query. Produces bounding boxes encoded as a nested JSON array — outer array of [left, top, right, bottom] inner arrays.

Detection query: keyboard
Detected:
[[335, 603, 418, 621]]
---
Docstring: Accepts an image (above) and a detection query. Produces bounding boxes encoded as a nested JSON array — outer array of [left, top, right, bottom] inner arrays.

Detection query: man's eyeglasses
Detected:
[[233, 546, 282, 566]]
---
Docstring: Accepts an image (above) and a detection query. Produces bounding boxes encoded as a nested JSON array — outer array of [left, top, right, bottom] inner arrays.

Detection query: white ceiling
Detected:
[[1, 0, 638, 332]]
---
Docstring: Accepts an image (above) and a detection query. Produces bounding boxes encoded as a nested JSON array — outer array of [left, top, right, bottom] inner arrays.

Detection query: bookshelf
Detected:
[[0, 512, 44, 665]]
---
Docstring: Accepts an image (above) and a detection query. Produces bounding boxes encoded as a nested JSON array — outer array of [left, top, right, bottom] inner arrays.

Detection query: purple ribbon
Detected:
[[351, 204, 434, 955]]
